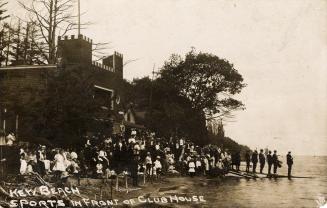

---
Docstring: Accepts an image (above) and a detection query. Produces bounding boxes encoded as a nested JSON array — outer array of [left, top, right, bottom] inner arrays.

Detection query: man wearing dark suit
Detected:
[[251, 150, 258, 173], [245, 151, 251, 172], [259, 149, 265, 174], [286, 151, 293, 179], [267, 151, 273, 176], [272, 150, 279, 174]]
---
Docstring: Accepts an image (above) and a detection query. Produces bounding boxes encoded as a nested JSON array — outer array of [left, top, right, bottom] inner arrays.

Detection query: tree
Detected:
[[121, 77, 208, 144], [160, 48, 246, 120], [0, 18, 47, 66], [9, 20, 24, 66], [0, 0, 9, 66], [0, 0, 8, 23], [41, 66, 102, 147], [19, 0, 78, 64]]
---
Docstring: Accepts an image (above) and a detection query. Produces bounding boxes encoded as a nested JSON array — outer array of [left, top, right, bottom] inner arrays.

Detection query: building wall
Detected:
[[0, 66, 57, 87], [0, 66, 57, 136], [57, 35, 92, 66], [102, 52, 124, 78], [0, 34, 126, 139]]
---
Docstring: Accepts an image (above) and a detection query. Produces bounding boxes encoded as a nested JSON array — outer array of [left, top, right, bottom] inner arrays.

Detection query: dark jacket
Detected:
[[245, 152, 251, 164], [259, 153, 265, 164], [267, 154, 273, 165], [272, 153, 278, 165], [287, 154, 293, 166], [251, 152, 258, 164]]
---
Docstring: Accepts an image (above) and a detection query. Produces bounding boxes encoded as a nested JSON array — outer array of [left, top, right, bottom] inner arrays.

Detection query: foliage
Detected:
[[160, 48, 246, 120], [208, 132, 251, 155], [0, 18, 46, 66], [42, 66, 101, 146], [120, 49, 246, 146], [121, 77, 208, 145]]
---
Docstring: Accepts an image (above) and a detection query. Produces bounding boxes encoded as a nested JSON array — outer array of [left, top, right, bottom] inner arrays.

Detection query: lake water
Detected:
[[205, 156, 327, 208]]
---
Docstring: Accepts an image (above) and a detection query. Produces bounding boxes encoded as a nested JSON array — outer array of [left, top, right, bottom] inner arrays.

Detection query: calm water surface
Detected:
[[204, 156, 327, 208]]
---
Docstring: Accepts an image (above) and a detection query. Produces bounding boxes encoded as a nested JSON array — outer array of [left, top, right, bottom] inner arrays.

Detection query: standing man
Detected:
[[245, 151, 251, 172], [251, 150, 258, 173], [267, 151, 273, 176], [235, 151, 241, 171], [286, 151, 293, 179], [272, 150, 279, 175], [259, 149, 265, 174], [130, 156, 139, 187]]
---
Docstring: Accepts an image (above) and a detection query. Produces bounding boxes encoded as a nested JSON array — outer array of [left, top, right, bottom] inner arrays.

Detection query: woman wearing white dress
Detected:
[[53, 149, 66, 178], [20, 154, 27, 175], [188, 159, 196, 177]]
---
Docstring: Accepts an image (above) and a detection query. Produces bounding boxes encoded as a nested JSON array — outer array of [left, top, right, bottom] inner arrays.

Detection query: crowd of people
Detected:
[[1, 129, 294, 186], [14, 131, 236, 185], [243, 149, 293, 178]]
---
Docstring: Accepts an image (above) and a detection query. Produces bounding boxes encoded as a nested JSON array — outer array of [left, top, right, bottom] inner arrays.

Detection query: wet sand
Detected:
[[75, 176, 224, 208]]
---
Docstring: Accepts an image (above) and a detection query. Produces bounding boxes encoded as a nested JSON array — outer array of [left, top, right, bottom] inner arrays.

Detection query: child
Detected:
[[20, 154, 27, 175], [195, 157, 202, 176], [188, 159, 196, 177], [203, 156, 209, 175], [153, 156, 162, 177], [145, 152, 152, 175], [96, 162, 103, 178], [26, 161, 35, 174]]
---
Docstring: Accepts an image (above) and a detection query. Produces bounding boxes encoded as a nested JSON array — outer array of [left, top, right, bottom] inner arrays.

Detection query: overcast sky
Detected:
[[8, 0, 327, 155]]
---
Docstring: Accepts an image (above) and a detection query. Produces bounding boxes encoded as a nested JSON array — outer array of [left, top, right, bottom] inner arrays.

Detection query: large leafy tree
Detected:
[[160, 48, 246, 120], [121, 77, 208, 144], [42, 66, 101, 147]]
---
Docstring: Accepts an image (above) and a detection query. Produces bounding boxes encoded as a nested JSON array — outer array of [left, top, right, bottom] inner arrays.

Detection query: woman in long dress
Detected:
[[20, 154, 27, 175], [52, 149, 66, 179]]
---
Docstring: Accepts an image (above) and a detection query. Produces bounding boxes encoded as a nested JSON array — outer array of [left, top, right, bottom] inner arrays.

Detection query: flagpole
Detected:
[[78, 0, 81, 35]]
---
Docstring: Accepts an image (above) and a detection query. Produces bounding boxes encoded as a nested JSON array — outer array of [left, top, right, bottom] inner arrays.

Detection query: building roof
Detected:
[[0, 65, 57, 71]]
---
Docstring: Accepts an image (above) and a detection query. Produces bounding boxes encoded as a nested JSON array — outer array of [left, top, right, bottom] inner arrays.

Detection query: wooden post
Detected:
[[15, 114, 19, 138], [110, 178, 113, 199], [78, 0, 81, 35], [3, 108, 6, 134], [115, 176, 119, 191], [125, 175, 128, 193], [0, 146, 3, 178]]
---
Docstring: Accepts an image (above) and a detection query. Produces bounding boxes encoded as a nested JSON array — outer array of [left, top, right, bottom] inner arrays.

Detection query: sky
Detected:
[[7, 0, 327, 155]]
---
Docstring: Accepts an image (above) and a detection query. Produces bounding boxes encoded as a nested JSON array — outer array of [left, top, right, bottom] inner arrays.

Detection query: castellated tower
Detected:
[[102, 52, 123, 78], [57, 34, 92, 66]]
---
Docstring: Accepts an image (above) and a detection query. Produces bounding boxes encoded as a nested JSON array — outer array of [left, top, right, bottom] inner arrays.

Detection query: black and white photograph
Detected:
[[0, 0, 326, 207]]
